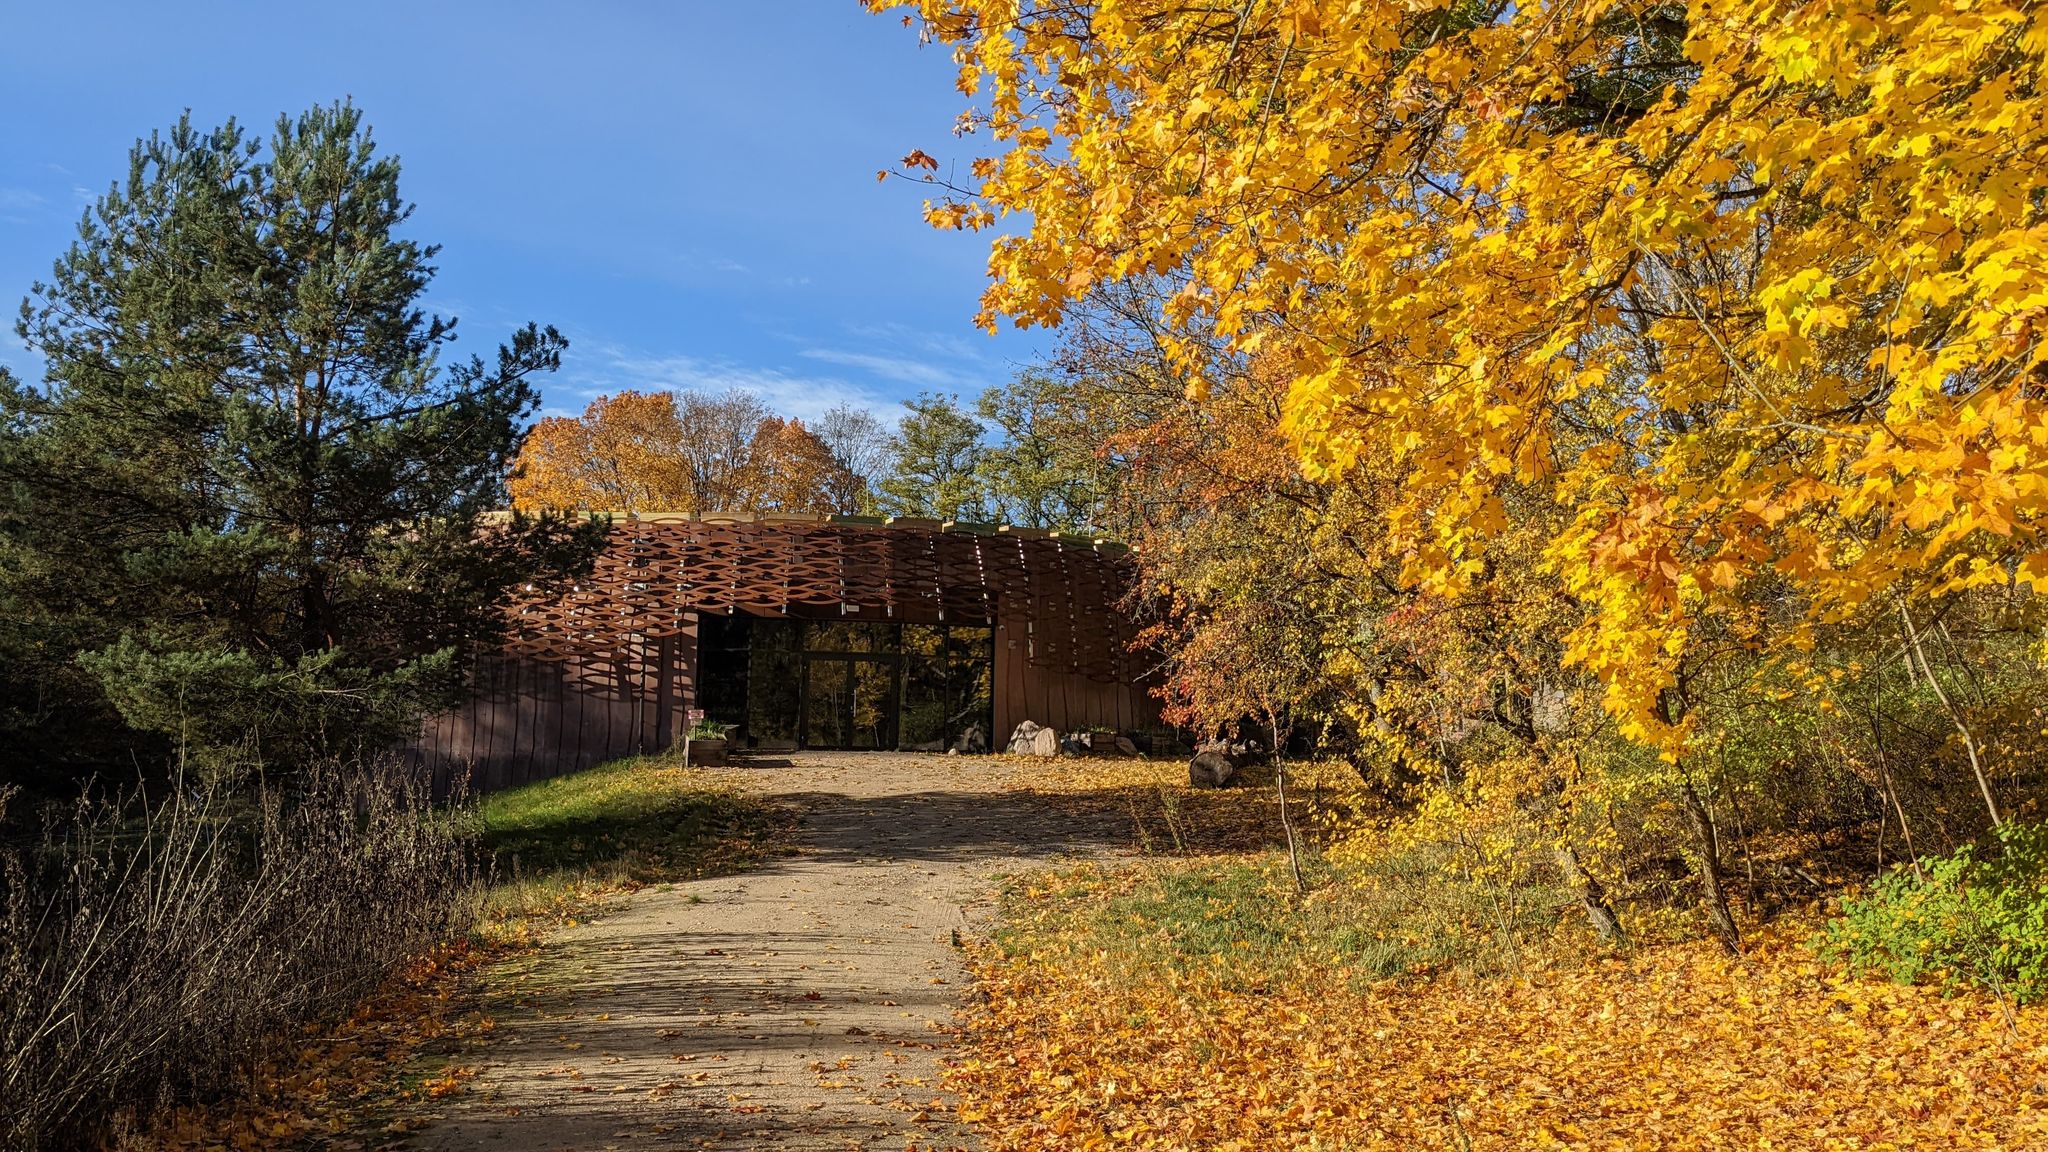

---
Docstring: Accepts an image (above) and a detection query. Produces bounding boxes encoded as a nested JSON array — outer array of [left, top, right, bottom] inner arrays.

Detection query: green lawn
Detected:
[[473, 757, 793, 935]]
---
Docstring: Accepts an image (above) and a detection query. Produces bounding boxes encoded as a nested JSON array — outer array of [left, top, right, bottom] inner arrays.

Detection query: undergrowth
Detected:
[[0, 760, 471, 1151], [41, 754, 790, 1147], [1825, 819, 2048, 1003]]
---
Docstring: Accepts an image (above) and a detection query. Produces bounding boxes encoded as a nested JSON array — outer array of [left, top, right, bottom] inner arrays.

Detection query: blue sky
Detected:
[[0, 0, 1044, 424]]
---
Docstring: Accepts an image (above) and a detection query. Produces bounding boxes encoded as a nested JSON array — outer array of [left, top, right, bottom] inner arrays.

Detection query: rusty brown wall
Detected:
[[408, 613, 700, 794], [993, 606, 1158, 741]]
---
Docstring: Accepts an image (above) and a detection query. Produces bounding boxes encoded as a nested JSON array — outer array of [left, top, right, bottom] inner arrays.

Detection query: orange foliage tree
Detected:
[[509, 389, 861, 515]]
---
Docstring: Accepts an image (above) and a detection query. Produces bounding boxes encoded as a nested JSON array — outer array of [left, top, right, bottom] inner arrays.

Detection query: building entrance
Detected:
[[697, 615, 993, 752], [801, 654, 897, 749]]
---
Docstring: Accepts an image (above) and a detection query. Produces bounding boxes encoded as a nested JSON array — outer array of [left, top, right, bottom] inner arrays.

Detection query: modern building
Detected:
[[412, 513, 1157, 789]]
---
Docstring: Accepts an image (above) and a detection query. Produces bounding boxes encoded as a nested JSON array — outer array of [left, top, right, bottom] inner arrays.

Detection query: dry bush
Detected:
[[0, 760, 477, 1151]]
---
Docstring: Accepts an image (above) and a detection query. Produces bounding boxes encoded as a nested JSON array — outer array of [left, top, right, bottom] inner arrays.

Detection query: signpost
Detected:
[[684, 708, 705, 763]]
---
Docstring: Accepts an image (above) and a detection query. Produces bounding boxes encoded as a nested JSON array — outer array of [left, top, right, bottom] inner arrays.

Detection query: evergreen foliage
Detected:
[[0, 104, 603, 781]]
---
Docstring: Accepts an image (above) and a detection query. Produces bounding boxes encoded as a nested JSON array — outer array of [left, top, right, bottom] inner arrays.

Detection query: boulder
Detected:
[[1188, 749, 1237, 787], [1113, 735, 1140, 757], [1188, 738, 1260, 787], [1006, 720, 1060, 757]]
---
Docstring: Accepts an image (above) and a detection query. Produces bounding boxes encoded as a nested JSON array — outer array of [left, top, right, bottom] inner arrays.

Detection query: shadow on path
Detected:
[[398, 755, 1129, 1152]]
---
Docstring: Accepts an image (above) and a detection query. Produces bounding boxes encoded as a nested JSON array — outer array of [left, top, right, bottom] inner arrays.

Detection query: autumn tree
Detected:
[[744, 416, 846, 514], [671, 389, 774, 510], [871, 0, 2048, 955], [511, 388, 856, 516], [511, 390, 693, 512], [813, 403, 896, 514], [874, 0, 2048, 755]]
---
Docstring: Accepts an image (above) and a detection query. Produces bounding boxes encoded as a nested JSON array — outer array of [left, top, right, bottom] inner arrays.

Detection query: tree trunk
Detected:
[[1555, 842, 1624, 943], [1867, 709, 1923, 879], [1680, 776, 1742, 955], [1267, 709, 1306, 895], [1899, 604, 2001, 828]]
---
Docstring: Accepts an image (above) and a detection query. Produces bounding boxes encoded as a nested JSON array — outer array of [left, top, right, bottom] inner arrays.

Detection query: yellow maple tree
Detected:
[[871, 0, 2048, 752], [510, 390, 693, 512]]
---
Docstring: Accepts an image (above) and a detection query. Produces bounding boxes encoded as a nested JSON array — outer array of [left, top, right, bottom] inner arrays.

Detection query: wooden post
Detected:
[[655, 633, 676, 754]]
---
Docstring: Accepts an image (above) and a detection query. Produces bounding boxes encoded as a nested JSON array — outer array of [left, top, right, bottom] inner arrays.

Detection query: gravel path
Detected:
[[410, 753, 1123, 1152]]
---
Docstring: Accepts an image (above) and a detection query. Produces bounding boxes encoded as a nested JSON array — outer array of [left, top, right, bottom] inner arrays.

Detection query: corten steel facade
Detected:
[[411, 513, 1157, 790]]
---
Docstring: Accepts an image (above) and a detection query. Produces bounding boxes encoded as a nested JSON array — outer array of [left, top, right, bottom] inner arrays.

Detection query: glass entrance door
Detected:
[[802, 658, 851, 748], [801, 655, 898, 750], [770, 620, 990, 752]]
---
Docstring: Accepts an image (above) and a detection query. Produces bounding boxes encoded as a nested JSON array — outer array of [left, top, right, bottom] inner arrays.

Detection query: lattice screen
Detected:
[[502, 515, 1137, 683]]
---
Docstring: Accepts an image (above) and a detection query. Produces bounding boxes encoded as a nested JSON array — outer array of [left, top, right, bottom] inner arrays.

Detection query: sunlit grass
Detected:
[[995, 847, 1562, 994], [470, 756, 794, 942]]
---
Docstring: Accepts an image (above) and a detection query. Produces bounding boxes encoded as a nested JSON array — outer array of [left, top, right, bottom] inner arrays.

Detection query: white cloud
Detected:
[[838, 320, 992, 364], [540, 317, 1009, 428], [0, 187, 47, 221], [797, 347, 971, 390], [549, 345, 898, 425]]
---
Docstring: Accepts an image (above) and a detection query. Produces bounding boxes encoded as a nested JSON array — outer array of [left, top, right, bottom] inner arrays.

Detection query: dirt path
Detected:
[[411, 754, 1123, 1152]]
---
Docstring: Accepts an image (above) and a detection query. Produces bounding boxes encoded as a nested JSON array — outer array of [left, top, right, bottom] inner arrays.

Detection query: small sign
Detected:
[[686, 708, 706, 722]]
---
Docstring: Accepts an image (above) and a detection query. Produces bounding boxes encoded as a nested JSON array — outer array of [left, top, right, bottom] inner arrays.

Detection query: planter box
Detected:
[[1072, 731, 1134, 757], [687, 737, 729, 767]]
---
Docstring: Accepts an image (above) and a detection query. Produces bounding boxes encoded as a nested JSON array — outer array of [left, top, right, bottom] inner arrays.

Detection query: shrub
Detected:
[[0, 760, 477, 1150], [1824, 821, 2048, 1003]]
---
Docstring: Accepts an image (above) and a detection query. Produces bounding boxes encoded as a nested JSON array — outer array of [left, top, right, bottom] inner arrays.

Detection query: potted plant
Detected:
[[1072, 726, 1121, 756], [685, 718, 734, 766]]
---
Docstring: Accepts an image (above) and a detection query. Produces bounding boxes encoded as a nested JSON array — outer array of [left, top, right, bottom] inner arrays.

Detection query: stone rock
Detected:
[[1006, 720, 1059, 757], [1188, 749, 1236, 787], [1188, 738, 1260, 787], [951, 723, 988, 755], [1113, 735, 1140, 757], [1531, 684, 1571, 734]]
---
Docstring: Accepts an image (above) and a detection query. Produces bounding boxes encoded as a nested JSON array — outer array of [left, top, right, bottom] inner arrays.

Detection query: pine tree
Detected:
[[0, 104, 601, 779]]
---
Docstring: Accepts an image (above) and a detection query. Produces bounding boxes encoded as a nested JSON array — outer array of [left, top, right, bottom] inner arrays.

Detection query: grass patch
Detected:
[[473, 756, 794, 940], [997, 850, 1554, 993]]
